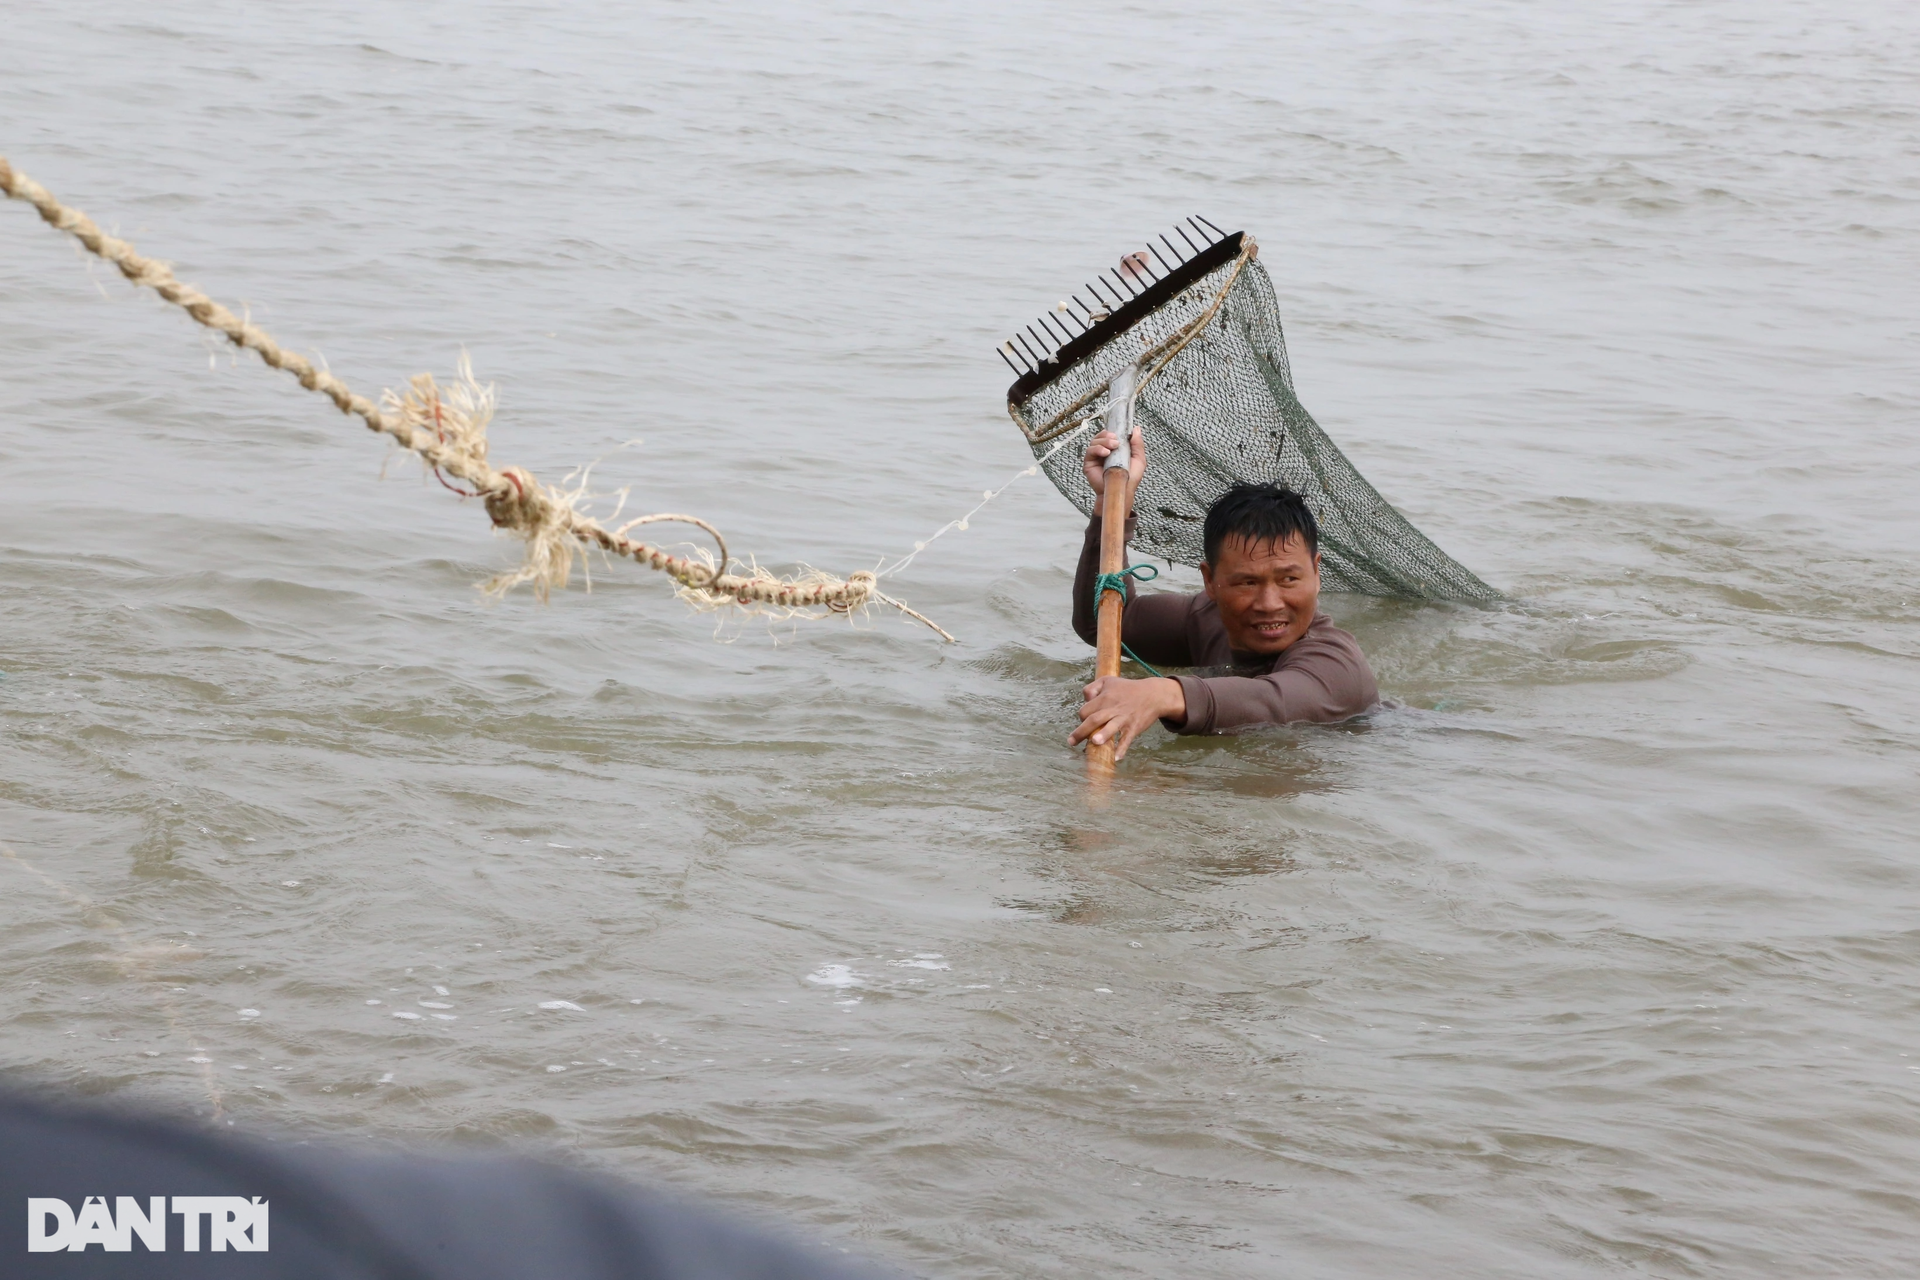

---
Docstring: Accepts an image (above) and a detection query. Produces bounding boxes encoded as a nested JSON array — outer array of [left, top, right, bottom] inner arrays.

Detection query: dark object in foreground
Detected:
[[2, 1091, 902, 1279]]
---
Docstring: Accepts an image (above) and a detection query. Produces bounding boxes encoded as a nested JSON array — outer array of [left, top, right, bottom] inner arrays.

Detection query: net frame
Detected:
[[1006, 231, 1499, 603]]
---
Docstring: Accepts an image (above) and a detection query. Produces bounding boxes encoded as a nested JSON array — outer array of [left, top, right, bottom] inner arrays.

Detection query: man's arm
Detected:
[[1069, 510, 1109, 647], [1066, 425, 1202, 762], [1072, 423, 1195, 665], [1163, 628, 1379, 733], [1070, 513, 1194, 665]]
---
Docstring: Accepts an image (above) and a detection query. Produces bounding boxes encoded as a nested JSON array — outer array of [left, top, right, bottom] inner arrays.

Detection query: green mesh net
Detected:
[[1005, 231, 1498, 603]]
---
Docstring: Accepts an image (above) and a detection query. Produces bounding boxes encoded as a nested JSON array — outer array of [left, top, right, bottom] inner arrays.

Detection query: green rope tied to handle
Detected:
[[1091, 562, 1159, 601], [1091, 563, 1166, 678]]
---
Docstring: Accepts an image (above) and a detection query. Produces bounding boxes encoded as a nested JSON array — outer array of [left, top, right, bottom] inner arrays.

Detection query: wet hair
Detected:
[[1203, 482, 1319, 565]]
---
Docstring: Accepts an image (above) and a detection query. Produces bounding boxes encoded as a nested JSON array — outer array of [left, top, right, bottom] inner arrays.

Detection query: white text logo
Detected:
[[27, 1196, 268, 1252]]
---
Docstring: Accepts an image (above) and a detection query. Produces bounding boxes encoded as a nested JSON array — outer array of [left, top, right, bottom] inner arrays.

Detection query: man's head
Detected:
[[1199, 483, 1322, 656]]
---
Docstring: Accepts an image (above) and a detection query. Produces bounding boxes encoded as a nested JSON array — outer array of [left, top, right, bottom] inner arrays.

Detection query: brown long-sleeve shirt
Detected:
[[1073, 515, 1379, 733]]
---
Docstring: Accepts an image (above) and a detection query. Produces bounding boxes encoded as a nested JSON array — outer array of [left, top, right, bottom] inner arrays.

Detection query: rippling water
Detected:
[[5, 2, 1919, 1275]]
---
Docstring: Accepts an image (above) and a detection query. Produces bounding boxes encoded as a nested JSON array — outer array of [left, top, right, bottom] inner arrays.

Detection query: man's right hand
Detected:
[[1082, 425, 1146, 502]]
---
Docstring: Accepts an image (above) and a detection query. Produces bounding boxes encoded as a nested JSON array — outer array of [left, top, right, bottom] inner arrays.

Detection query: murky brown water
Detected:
[[5, 2, 1919, 1275]]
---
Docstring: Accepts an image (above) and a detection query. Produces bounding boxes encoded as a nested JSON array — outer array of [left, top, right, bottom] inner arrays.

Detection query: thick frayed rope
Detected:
[[0, 156, 952, 642]]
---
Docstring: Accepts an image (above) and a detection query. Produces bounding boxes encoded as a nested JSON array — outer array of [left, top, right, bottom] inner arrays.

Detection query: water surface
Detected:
[[3, 2, 1919, 1276]]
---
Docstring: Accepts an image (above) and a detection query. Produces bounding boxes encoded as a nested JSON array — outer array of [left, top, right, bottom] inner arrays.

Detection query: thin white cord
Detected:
[[876, 428, 1086, 578]]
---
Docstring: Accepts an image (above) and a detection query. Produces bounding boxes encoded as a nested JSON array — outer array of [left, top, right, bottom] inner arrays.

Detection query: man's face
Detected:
[[1199, 532, 1322, 656]]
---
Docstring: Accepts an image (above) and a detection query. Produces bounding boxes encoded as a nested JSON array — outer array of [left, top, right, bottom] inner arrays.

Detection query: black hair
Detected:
[[1202, 482, 1319, 564]]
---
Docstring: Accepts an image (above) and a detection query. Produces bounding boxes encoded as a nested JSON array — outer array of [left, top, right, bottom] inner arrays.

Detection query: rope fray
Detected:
[[0, 156, 952, 642]]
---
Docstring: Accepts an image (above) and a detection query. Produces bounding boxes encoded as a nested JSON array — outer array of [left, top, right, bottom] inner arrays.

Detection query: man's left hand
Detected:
[[1070, 676, 1186, 762]]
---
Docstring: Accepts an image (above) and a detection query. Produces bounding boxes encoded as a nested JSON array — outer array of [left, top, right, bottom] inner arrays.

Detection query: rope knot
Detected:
[[483, 468, 541, 530], [1091, 562, 1158, 603], [1089, 563, 1165, 677]]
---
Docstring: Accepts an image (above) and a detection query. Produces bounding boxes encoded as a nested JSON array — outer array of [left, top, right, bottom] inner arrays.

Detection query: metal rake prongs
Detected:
[[997, 216, 1229, 378]]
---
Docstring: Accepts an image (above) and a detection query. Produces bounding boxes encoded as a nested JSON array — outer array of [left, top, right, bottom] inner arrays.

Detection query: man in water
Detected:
[[1069, 425, 1378, 760]]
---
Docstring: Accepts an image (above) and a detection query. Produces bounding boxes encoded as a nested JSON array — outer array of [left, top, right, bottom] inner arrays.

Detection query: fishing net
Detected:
[[1004, 229, 1498, 602]]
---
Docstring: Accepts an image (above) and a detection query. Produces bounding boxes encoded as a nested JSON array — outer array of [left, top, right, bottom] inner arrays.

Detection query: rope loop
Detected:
[[1091, 562, 1159, 603]]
